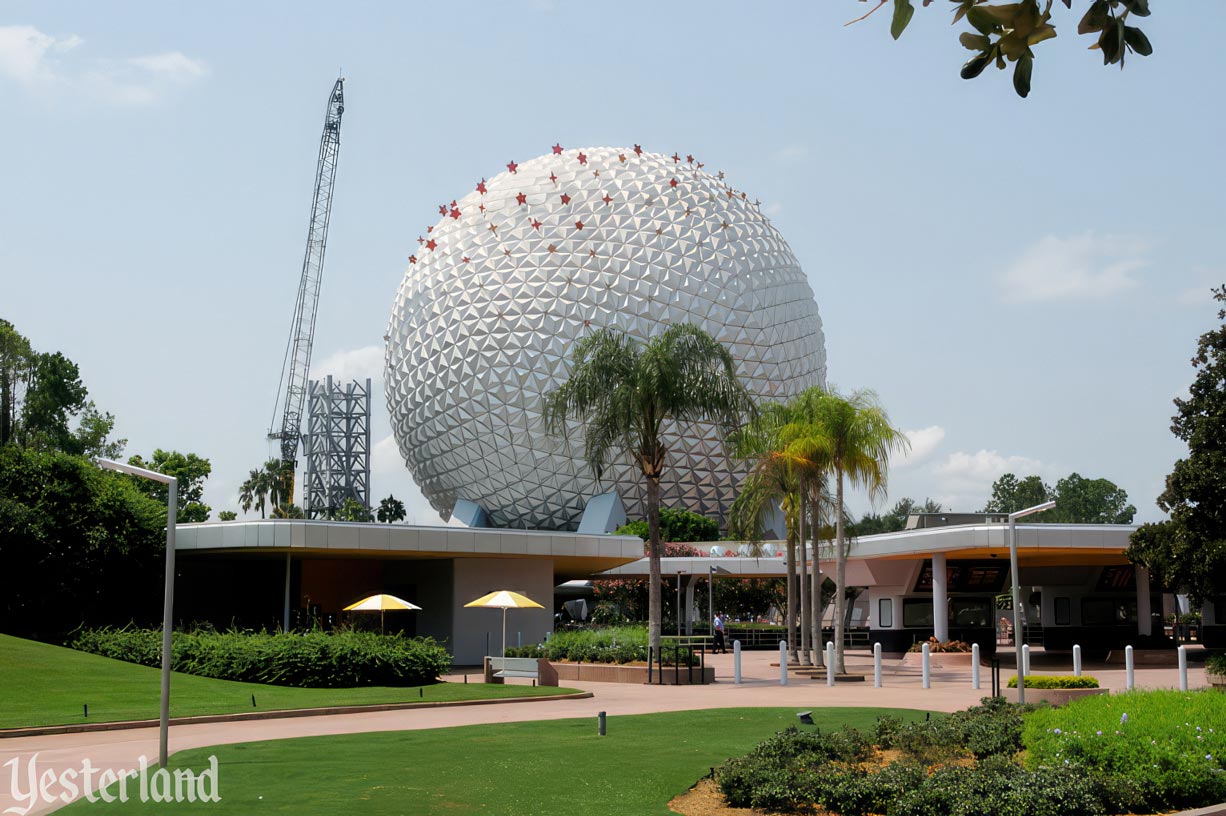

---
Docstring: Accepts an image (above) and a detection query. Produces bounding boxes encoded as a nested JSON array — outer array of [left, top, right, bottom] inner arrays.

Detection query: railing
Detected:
[[648, 636, 709, 685], [701, 627, 870, 650]]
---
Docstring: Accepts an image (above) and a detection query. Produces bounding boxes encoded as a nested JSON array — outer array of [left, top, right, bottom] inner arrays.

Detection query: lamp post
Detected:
[[708, 565, 715, 640], [1008, 500, 1056, 704], [676, 571, 684, 636], [96, 458, 177, 768]]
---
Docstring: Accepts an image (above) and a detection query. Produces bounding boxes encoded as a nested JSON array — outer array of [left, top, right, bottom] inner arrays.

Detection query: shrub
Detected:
[[70, 626, 451, 687], [1206, 652, 1226, 677], [507, 626, 697, 665], [1008, 674, 1100, 689], [907, 637, 974, 653]]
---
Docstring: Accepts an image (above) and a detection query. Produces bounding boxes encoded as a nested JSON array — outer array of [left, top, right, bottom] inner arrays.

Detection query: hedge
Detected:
[[70, 627, 451, 688], [1008, 674, 1100, 689], [1206, 652, 1226, 677], [503, 626, 696, 665]]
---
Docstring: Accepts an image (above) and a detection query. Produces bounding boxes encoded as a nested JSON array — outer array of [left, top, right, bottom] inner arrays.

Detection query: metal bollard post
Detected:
[[972, 643, 980, 690], [518, 631, 522, 648], [1125, 644, 1135, 690], [1073, 644, 1082, 677], [1022, 643, 1030, 678], [779, 640, 788, 686], [921, 642, 931, 689], [873, 642, 882, 688], [733, 640, 742, 684], [991, 657, 1001, 697], [1179, 645, 1188, 691], [598, 711, 606, 736], [826, 641, 835, 688]]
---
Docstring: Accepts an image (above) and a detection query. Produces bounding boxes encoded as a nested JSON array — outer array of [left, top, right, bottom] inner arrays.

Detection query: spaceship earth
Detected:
[[385, 145, 826, 530]]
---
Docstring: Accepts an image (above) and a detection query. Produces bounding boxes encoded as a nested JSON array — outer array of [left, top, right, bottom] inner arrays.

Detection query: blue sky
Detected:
[[3, 2, 1222, 524]]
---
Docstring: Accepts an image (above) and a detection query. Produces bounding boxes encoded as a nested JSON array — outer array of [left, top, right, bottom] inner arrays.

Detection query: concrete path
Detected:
[[1, 648, 1208, 814]]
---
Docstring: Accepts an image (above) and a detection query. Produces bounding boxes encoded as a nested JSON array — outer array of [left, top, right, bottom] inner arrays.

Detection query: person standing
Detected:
[[713, 611, 726, 654]]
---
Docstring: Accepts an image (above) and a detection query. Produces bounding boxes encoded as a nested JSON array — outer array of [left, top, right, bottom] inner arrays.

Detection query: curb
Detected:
[[0, 691, 594, 739]]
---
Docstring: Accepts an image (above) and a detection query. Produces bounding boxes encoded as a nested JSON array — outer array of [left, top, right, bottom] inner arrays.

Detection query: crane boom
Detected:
[[269, 78, 345, 502]]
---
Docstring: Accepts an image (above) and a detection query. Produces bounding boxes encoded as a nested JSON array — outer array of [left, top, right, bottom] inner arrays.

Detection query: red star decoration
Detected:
[[488, 223, 498, 233], [504, 248, 512, 256], [575, 220, 584, 230], [697, 162, 704, 169], [507, 160, 518, 173], [462, 256, 470, 264], [669, 178, 678, 188], [671, 152, 680, 163], [479, 203, 485, 213], [449, 208, 461, 219], [531, 219, 543, 231], [618, 153, 627, 163], [476, 179, 487, 194], [577, 152, 587, 165], [726, 189, 735, 199], [633, 144, 643, 156], [589, 249, 597, 257], [721, 220, 730, 230], [516, 192, 528, 206], [426, 239, 437, 250], [409, 255, 418, 264], [417, 236, 424, 245], [602, 193, 612, 205], [549, 172, 558, 184], [547, 244, 557, 253], [450, 199, 457, 208], [552, 143, 564, 154], [426, 225, 434, 233], [584, 319, 591, 327], [717, 170, 725, 180], [655, 227, 663, 236], [438, 204, 447, 215], [560, 193, 571, 204], [592, 169, 600, 177], [684, 206, 692, 216], [686, 154, 694, 164]]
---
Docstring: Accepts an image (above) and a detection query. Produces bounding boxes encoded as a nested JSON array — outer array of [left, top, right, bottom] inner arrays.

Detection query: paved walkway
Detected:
[[1, 649, 1208, 814]]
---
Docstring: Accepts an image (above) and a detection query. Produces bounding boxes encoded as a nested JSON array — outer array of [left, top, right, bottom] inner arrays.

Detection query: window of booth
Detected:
[[878, 598, 893, 628], [1054, 597, 1072, 626], [903, 599, 934, 627], [950, 597, 992, 627], [1082, 597, 1137, 626]]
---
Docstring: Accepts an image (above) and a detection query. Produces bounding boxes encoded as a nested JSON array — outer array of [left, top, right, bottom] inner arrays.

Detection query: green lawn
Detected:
[[0, 634, 576, 729], [66, 707, 926, 815]]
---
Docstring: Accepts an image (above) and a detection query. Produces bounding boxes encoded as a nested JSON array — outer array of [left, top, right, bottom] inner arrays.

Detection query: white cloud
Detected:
[[926, 448, 1046, 511], [893, 425, 945, 469], [372, 433, 440, 525], [0, 24, 205, 105], [312, 345, 384, 385], [999, 232, 1147, 303], [763, 202, 784, 217]]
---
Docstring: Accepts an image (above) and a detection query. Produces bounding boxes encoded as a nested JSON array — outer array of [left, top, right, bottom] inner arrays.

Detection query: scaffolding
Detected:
[[303, 375, 370, 518]]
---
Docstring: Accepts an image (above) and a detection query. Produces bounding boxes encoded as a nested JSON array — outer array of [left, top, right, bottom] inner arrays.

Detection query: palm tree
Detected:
[[544, 323, 756, 659], [238, 471, 258, 517], [263, 459, 286, 512], [785, 388, 908, 673]]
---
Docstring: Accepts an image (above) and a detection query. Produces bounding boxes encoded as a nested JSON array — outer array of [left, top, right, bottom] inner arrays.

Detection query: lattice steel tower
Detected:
[[303, 376, 371, 518], [269, 77, 345, 502]]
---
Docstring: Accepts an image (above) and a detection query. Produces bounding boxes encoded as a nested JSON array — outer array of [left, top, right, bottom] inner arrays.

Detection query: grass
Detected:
[[64, 707, 926, 815], [0, 634, 575, 729]]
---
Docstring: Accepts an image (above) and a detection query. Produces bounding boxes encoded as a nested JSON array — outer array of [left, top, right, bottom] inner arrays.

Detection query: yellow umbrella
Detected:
[[464, 590, 544, 656], [343, 593, 422, 634]]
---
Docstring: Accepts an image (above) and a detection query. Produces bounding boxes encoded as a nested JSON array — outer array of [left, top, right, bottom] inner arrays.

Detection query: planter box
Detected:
[[1209, 674, 1226, 691], [901, 651, 977, 670], [1003, 687, 1107, 706], [548, 661, 715, 685]]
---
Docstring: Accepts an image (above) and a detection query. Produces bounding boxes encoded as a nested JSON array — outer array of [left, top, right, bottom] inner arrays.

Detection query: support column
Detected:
[[283, 552, 292, 633], [1135, 564, 1152, 637], [684, 578, 697, 636], [932, 552, 949, 643]]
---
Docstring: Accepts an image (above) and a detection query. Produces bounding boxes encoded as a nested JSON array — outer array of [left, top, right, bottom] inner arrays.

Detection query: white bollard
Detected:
[[1022, 643, 1030, 678], [1073, 644, 1082, 677], [1179, 644, 1188, 691], [780, 640, 788, 686], [972, 643, 980, 690], [734, 640, 742, 684], [873, 642, 882, 688], [1125, 644, 1135, 690], [826, 641, 835, 687], [921, 642, 931, 689]]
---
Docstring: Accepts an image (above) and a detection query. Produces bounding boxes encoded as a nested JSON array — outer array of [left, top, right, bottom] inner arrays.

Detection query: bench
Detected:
[[482, 656, 558, 687]]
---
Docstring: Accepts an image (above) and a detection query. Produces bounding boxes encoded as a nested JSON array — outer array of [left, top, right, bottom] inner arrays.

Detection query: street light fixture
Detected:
[[1008, 500, 1056, 704], [95, 458, 177, 768]]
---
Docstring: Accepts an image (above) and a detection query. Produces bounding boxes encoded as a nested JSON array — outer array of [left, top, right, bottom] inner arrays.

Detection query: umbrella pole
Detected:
[[502, 608, 507, 657], [381, 609, 385, 636]]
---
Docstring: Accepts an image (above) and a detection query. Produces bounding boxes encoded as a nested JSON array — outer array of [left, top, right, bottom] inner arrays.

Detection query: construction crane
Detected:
[[268, 77, 345, 506]]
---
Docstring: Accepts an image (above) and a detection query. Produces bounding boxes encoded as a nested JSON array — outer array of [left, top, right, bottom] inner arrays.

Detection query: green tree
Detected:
[[377, 495, 407, 524], [0, 319, 34, 446], [1127, 286, 1226, 606], [983, 473, 1053, 514], [862, 0, 1154, 98], [239, 470, 260, 517], [127, 449, 213, 523], [19, 351, 88, 451], [1050, 473, 1136, 523], [70, 401, 126, 459], [788, 388, 908, 674], [334, 497, 373, 522], [218, 510, 237, 521], [544, 323, 756, 658], [615, 508, 720, 543]]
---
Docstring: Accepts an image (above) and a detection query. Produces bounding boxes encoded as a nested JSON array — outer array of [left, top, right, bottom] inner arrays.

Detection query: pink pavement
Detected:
[[1, 648, 1209, 815]]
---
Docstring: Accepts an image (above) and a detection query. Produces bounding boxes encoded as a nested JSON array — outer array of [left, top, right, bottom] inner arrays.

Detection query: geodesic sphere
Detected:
[[385, 146, 826, 530]]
